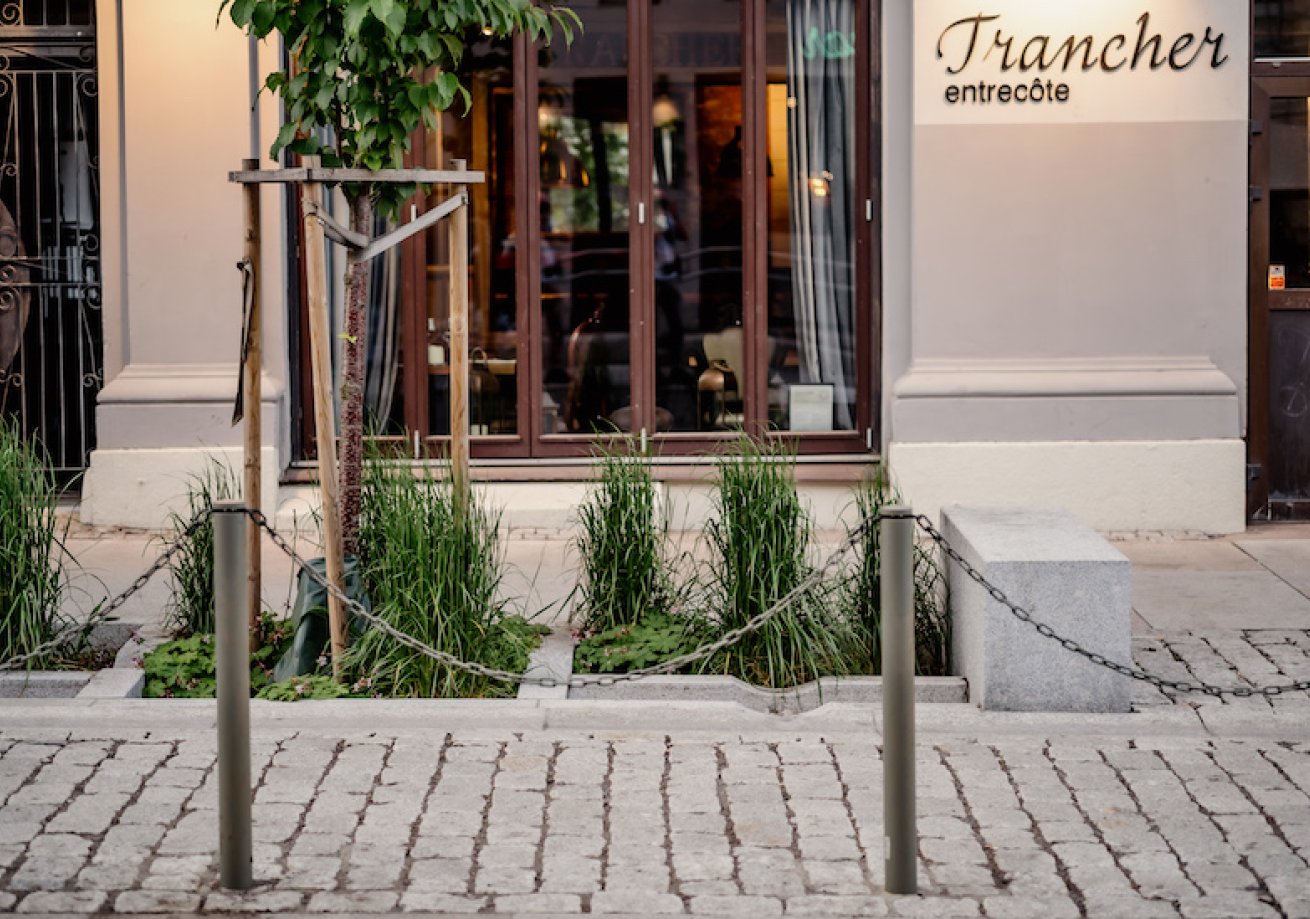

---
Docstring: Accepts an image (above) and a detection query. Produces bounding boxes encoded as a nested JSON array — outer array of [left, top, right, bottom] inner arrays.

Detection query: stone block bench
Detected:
[[942, 507, 1132, 713]]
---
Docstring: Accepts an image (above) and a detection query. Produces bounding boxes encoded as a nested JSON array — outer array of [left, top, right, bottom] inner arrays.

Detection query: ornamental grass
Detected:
[[0, 420, 64, 667]]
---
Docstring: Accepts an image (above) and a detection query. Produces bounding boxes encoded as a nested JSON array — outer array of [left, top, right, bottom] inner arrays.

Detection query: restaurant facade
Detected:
[[3, 1, 1304, 532]]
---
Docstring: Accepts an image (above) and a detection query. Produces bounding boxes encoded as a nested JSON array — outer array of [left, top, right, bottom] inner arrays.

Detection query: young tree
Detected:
[[221, 0, 576, 556]]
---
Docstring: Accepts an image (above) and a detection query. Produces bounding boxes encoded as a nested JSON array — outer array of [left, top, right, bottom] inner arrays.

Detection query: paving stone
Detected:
[[803, 859, 871, 895], [981, 895, 1080, 919], [1078, 894, 1178, 917], [202, 888, 308, 912], [885, 895, 981, 916], [690, 894, 783, 915], [306, 890, 401, 912], [472, 864, 537, 894], [398, 891, 489, 912], [112, 889, 204, 912], [590, 891, 686, 913], [1175, 893, 1281, 918], [491, 893, 583, 912], [784, 894, 889, 916], [14, 890, 106, 913]]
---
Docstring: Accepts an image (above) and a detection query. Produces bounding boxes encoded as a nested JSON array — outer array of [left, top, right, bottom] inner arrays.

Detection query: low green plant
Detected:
[[162, 459, 239, 637], [0, 420, 66, 667], [844, 471, 950, 676], [698, 437, 864, 688], [142, 613, 290, 698], [258, 674, 357, 701], [574, 443, 672, 634], [345, 459, 544, 698], [575, 612, 708, 674]]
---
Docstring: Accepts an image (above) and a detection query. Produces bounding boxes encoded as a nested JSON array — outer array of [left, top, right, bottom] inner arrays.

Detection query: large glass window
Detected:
[[537, 0, 632, 437], [420, 38, 520, 441], [1257, 1, 1310, 58], [295, 0, 875, 461], [650, 0, 745, 434]]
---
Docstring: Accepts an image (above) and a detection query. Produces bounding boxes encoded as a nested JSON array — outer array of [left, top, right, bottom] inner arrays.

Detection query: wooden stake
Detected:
[[449, 160, 470, 507], [300, 160, 349, 681], [240, 159, 263, 645]]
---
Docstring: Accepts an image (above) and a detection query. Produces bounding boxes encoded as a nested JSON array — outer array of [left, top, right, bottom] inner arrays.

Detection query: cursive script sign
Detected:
[[916, 0, 1248, 126]]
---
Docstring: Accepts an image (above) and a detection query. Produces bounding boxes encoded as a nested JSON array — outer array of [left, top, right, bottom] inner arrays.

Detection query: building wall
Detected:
[[83, 1, 1253, 534], [83, 0, 288, 526], [885, 1, 1250, 533]]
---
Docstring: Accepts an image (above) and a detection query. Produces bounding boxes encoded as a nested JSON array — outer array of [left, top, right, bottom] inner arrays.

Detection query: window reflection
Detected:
[[1269, 98, 1310, 289], [422, 37, 519, 438], [1257, 1, 1310, 59], [538, 3, 632, 436], [650, 2, 745, 434]]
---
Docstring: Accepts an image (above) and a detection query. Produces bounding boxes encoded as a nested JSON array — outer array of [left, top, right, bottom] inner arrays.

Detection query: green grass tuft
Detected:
[[573, 442, 673, 634], [843, 470, 951, 677], [696, 437, 865, 688], [0, 420, 66, 667], [162, 459, 239, 637], [345, 459, 542, 698]]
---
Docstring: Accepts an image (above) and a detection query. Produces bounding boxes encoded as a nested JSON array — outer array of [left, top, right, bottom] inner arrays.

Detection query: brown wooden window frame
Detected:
[[290, 0, 882, 465]]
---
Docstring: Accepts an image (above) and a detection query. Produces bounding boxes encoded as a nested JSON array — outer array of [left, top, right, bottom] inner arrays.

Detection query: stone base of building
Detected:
[[81, 446, 281, 529], [888, 439, 1246, 535]]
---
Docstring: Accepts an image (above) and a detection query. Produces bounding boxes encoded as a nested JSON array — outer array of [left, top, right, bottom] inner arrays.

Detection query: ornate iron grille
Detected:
[[0, 0, 101, 479]]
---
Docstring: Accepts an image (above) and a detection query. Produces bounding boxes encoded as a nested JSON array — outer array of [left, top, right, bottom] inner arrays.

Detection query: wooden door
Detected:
[[1251, 77, 1310, 518]]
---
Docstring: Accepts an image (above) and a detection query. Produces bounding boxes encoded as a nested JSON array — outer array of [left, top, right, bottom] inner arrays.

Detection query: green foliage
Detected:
[[697, 437, 866, 688], [575, 613, 707, 674], [142, 633, 218, 698], [221, 0, 580, 215], [142, 614, 291, 698], [0, 420, 66, 667], [574, 443, 673, 634], [162, 459, 239, 638], [345, 460, 543, 697], [258, 673, 357, 701], [844, 471, 951, 677]]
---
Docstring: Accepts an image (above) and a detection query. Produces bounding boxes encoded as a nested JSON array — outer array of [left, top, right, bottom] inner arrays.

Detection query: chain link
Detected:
[[0, 517, 208, 672], [247, 508, 877, 689], [7, 505, 1309, 701], [913, 515, 1310, 700]]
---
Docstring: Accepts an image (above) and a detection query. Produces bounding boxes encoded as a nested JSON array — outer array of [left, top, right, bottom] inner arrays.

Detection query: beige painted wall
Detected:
[[885, 1, 1250, 532], [83, 1, 288, 525]]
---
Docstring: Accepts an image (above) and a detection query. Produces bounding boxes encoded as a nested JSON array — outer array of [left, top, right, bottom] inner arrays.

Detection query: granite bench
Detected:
[[942, 506, 1132, 713]]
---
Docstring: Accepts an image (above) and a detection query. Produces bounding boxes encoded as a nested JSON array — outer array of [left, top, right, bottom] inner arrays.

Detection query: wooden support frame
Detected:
[[239, 159, 263, 643], [229, 160, 485, 678]]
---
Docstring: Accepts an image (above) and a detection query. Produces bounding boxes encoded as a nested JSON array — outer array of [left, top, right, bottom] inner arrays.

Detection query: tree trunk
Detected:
[[339, 192, 373, 559]]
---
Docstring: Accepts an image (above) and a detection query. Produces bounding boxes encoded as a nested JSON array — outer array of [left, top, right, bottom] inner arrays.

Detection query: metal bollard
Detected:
[[881, 505, 917, 895], [213, 501, 253, 890]]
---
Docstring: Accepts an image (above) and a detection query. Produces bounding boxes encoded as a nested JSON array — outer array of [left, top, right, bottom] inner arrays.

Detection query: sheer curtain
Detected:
[[787, 0, 856, 429]]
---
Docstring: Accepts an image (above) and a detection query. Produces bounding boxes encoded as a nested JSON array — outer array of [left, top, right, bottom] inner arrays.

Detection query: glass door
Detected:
[[295, 0, 877, 463], [532, 0, 636, 446]]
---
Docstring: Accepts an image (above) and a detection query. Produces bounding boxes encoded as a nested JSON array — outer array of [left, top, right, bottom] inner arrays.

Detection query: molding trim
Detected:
[[98, 363, 285, 404], [894, 357, 1237, 399]]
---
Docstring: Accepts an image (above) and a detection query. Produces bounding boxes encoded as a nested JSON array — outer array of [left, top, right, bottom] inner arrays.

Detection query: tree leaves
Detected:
[[223, 0, 578, 216]]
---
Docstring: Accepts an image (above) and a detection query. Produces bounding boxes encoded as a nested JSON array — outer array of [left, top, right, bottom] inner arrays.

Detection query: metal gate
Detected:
[[0, 0, 101, 480]]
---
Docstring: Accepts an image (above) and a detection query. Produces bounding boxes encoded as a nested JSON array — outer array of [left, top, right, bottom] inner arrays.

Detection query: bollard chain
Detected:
[[0, 517, 208, 672], [914, 515, 1310, 700], [12, 504, 1307, 701], [245, 507, 878, 689]]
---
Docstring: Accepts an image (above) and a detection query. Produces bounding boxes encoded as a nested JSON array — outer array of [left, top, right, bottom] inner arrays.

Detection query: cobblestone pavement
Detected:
[[2, 693, 1310, 919]]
